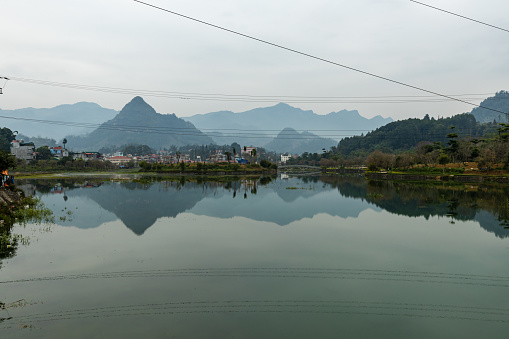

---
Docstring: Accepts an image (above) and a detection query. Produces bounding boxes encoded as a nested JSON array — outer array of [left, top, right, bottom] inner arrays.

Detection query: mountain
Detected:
[[337, 113, 494, 155], [264, 127, 337, 154], [183, 103, 392, 146], [65, 97, 213, 151], [470, 90, 509, 123], [0, 102, 117, 141]]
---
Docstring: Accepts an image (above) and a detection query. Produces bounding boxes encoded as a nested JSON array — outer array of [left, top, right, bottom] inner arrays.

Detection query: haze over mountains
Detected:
[[0, 102, 117, 141], [1, 97, 395, 153], [65, 97, 213, 151], [183, 103, 392, 145]]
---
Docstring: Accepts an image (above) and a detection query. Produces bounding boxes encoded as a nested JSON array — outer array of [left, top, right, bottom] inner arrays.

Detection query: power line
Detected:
[[4, 76, 502, 105], [0, 114, 361, 140], [409, 0, 509, 34], [133, 0, 509, 118], [0, 114, 487, 142]]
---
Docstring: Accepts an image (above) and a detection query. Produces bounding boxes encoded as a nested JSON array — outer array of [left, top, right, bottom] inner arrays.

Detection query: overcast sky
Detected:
[[2, 0, 508, 121]]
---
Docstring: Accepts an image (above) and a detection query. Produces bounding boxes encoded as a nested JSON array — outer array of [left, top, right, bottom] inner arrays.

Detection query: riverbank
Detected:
[[0, 187, 22, 206], [364, 172, 509, 183]]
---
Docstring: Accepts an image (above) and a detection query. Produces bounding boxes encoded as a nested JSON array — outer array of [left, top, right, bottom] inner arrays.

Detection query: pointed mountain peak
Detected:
[[118, 96, 157, 117], [277, 127, 299, 137]]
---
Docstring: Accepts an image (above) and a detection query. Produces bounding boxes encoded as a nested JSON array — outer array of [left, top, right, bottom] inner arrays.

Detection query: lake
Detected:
[[2, 174, 509, 338]]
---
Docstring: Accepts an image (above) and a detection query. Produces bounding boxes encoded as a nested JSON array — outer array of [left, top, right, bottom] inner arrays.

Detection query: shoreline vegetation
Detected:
[[323, 161, 509, 183], [0, 186, 54, 267], [11, 161, 278, 179]]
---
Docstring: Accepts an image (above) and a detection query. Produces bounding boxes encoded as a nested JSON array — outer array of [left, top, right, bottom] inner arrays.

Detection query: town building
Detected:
[[49, 146, 69, 158], [73, 152, 102, 161], [106, 155, 133, 166], [10, 140, 35, 160], [209, 151, 228, 163], [241, 147, 256, 156], [281, 153, 292, 163]]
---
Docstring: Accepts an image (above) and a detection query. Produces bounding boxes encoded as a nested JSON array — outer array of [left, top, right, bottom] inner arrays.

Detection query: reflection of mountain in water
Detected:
[[26, 176, 509, 238], [190, 177, 375, 225], [69, 181, 225, 235], [32, 177, 378, 234]]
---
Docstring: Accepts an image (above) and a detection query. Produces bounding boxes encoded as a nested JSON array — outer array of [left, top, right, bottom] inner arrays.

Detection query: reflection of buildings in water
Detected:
[[21, 177, 509, 239], [17, 184, 36, 197]]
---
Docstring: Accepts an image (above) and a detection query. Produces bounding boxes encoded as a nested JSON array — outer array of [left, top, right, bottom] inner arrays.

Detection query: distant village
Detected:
[[10, 139, 295, 166]]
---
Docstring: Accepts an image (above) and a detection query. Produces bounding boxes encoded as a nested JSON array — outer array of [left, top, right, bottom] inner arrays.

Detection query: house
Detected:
[[106, 155, 132, 166], [73, 152, 101, 161], [241, 147, 256, 156], [281, 153, 292, 163], [49, 146, 69, 158], [10, 140, 35, 160], [209, 151, 228, 163]]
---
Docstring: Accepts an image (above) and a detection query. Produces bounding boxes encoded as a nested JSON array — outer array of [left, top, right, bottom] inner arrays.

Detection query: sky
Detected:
[[1, 0, 508, 121]]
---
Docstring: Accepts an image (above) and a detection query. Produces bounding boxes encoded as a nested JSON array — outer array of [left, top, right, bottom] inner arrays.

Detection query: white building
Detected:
[[281, 153, 292, 163]]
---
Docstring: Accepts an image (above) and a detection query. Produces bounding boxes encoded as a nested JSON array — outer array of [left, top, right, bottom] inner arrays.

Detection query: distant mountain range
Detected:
[[65, 97, 213, 151], [1, 98, 394, 153], [264, 127, 337, 154], [184, 103, 393, 148], [3, 91, 508, 153], [0, 102, 117, 141]]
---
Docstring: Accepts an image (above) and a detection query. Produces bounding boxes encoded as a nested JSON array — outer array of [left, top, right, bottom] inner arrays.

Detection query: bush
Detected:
[[260, 159, 270, 168]]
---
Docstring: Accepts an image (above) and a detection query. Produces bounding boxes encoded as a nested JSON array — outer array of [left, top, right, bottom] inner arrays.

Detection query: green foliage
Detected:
[[438, 154, 450, 166], [260, 159, 275, 168], [35, 146, 52, 160], [122, 144, 154, 156], [338, 114, 489, 156], [0, 151, 16, 171], [0, 127, 15, 152]]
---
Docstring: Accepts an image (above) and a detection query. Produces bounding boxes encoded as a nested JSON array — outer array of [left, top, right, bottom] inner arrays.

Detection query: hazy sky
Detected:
[[2, 0, 508, 120]]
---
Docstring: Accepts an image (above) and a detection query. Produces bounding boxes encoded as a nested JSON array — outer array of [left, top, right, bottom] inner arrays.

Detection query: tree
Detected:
[[0, 127, 15, 152], [62, 138, 67, 149], [438, 153, 450, 174], [0, 151, 16, 172], [251, 148, 257, 164], [225, 151, 232, 163], [231, 142, 241, 156], [36, 146, 52, 160], [446, 126, 459, 163]]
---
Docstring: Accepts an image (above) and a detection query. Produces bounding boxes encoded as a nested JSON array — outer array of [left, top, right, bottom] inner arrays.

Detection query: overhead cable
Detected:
[[409, 0, 509, 34], [3, 76, 503, 105], [133, 0, 509, 117]]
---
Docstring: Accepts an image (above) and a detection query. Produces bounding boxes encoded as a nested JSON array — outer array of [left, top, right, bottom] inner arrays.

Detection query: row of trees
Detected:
[[287, 118, 509, 171]]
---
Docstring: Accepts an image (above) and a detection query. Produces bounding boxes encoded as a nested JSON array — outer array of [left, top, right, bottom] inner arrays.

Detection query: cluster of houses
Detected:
[[10, 140, 296, 166], [10, 140, 101, 162]]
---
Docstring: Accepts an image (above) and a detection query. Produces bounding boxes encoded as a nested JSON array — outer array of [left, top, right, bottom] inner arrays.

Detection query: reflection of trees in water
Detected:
[[0, 195, 53, 269], [317, 175, 509, 237], [0, 225, 19, 269]]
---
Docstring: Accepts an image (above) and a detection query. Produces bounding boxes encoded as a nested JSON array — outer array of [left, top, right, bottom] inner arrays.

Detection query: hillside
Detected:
[[470, 90, 509, 123], [0, 102, 117, 141], [337, 113, 496, 156], [65, 97, 213, 151], [264, 128, 337, 154]]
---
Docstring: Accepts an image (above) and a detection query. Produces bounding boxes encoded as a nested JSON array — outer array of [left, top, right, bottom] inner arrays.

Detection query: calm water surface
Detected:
[[2, 175, 509, 338]]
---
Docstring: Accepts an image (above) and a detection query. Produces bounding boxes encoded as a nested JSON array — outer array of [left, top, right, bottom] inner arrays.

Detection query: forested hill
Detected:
[[337, 113, 496, 156], [470, 91, 509, 123]]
